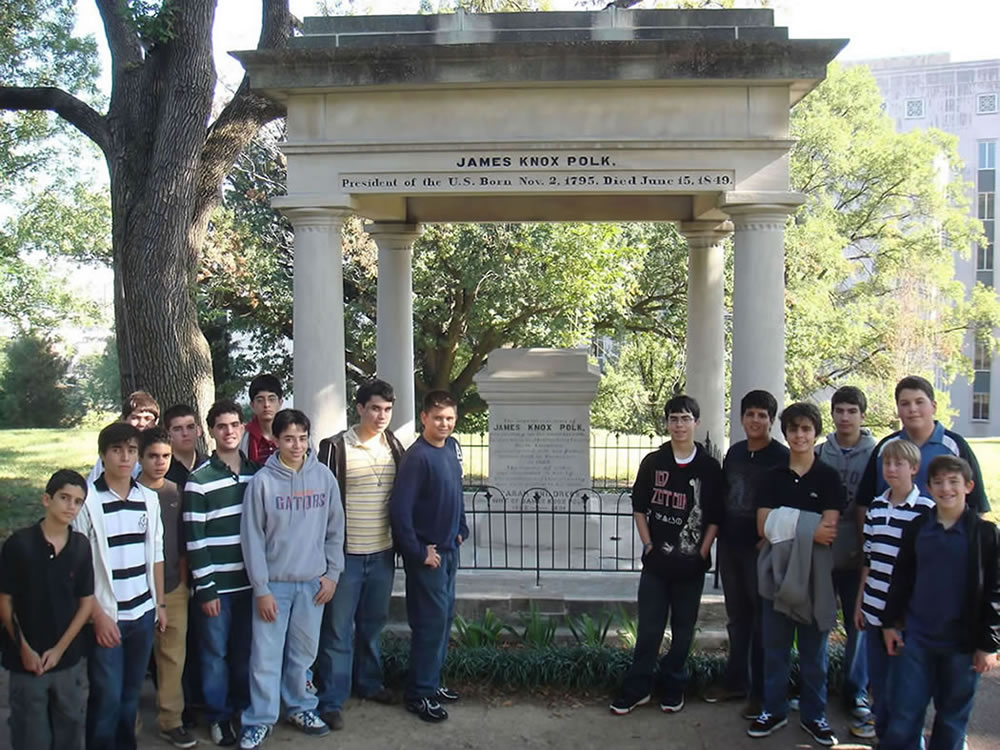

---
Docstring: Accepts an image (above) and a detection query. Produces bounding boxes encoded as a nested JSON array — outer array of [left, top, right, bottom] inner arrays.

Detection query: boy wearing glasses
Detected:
[[611, 395, 724, 716]]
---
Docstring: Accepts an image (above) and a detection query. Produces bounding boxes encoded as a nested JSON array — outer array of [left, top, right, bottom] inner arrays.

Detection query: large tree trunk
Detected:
[[0, 1, 291, 426]]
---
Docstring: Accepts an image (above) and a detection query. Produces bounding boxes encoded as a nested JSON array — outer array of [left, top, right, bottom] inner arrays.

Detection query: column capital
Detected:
[[366, 222, 422, 250], [277, 206, 352, 232], [678, 220, 733, 248], [720, 191, 805, 231]]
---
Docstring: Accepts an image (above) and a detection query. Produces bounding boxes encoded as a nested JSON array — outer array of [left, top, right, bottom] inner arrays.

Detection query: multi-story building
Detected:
[[863, 54, 1000, 436]]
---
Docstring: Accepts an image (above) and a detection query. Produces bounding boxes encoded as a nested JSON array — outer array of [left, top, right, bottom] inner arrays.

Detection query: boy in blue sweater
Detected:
[[390, 390, 469, 723]]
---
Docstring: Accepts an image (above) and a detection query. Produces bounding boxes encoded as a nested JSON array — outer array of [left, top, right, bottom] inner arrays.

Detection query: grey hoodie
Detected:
[[815, 428, 876, 569], [241, 451, 345, 598]]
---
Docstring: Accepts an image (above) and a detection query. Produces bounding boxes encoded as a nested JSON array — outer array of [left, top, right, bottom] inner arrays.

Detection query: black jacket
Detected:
[[317, 428, 406, 504], [882, 507, 1000, 654]]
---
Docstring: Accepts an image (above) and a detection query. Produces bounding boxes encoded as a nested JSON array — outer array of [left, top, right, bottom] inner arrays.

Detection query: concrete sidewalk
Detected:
[[0, 667, 996, 749]]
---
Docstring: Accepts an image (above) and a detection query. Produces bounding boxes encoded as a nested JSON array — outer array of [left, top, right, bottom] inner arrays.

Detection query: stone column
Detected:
[[721, 194, 804, 439], [367, 222, 421, 446], [679, 220, 732, 452], [284, 208, 351, 441]]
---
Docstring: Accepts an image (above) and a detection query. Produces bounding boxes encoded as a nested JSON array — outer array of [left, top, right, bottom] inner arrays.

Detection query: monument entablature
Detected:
[[234, 8, 846, 446]]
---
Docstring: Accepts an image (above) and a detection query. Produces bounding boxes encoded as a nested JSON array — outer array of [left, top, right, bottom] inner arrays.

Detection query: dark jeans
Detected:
[[865, 626, 890, 739], [9, 660, 86, 750], [761, 598, 829, 723], [882, 640, 979, 750], [832, 567, 868, 704], [620, 571, 703, 701], [86, 609, 155, 750], [718, 542, 763, 698], [197, 590, 252, 724], [316, 549, 395, 712], [403, 548, 458, 703]]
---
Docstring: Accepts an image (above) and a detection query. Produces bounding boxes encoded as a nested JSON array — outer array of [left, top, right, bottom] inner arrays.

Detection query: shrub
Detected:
[[0, 331, 84, 427]]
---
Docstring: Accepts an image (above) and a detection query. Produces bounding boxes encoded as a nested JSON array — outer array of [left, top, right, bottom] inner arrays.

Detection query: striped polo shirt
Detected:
[[343, 427, 394, 554], [861, 486, 935, 626], [100, 478, 155, 621], [184, 452, 258, 602]]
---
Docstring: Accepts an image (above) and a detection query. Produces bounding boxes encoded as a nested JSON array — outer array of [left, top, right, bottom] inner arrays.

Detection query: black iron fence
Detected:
[[460, 485, 641, 586]]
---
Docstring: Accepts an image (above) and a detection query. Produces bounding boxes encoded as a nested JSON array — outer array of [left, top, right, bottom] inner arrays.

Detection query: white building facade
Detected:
[[865, 54, 1000, 436]]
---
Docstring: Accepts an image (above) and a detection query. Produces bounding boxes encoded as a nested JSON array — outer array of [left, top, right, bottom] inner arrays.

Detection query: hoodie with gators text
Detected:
[[241, 451, 345, 598]]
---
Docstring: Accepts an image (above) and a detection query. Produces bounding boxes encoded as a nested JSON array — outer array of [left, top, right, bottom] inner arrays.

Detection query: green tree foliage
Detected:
[[785, 63, 1000, 428], [0, 331, 84, 427], [72, 336, 121, 414]]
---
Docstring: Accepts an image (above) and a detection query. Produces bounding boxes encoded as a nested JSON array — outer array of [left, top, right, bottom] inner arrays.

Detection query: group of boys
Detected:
[[611, 376, 1000, 749], [1, 375, 470, 750]]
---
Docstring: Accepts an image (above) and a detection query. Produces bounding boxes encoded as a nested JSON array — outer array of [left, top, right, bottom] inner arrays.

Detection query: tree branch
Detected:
[[94, 0, 144, 71], [195, 0, 292, 219], [0, 86, 109, 156]]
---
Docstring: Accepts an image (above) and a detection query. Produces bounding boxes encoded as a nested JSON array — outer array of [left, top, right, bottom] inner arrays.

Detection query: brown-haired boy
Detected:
[[880, 455, 1000, 750]]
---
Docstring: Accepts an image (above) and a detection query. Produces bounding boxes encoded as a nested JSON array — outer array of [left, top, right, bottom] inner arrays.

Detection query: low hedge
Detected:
[[380, 637, 846, 694]]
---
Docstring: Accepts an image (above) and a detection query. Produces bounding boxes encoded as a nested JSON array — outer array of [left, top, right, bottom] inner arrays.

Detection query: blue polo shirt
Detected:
[[905, 514, 968, 649], [860, 421, 990, 513]]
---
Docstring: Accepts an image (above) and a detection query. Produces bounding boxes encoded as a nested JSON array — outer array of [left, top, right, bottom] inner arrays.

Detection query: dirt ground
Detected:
[[1, 669, 998, 750]]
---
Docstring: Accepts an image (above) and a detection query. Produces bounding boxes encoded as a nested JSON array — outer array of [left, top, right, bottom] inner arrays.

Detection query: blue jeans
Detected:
[[242, 579, 325, 727], [316, 549, 395, 713], [761, 598, 829, 723], [832, 567, 868, 704], [882, 640, 979, 750], [865, 625, 891, 738], [621, 571, 703, 701], [403, 548, 458, 703], [86, 610, 155, 750], [198, 590, 252, 724]]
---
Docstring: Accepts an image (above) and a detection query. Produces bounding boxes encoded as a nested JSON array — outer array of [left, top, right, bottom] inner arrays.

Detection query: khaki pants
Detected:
[[155, 584, 189, 731]]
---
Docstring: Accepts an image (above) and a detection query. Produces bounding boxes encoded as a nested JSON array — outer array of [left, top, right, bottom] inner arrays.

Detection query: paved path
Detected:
[[0, 668, 997, 749]]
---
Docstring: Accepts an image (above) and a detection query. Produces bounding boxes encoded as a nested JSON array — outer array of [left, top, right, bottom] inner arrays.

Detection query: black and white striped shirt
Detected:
[[861, 486, 935, 626], [103, 490, 154, 622]]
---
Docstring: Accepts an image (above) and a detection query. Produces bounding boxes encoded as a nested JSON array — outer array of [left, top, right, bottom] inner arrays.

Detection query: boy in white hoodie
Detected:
[[239, 410, 345, 750]]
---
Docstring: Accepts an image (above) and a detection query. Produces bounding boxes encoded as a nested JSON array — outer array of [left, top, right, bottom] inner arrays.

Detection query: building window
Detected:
[[981, 141, 997, 169], [905, 98, 925, 118], [979, 193, 995, 220], [979, 93, 999, 115], [975, 337, 992, 370], [980, 141, 997, 288], [973, 393, 990, 421]]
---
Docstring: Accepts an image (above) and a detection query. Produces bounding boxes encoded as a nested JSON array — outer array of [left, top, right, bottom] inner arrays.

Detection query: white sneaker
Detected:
[[239, 725, 271, 750]]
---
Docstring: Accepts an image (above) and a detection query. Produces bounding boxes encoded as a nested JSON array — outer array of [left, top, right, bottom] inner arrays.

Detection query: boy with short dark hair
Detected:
[[239, 409, 344, 750], [705, 390, 788, 718], [315, 379, 405, 730], [0, 470, 94, 750], [138, 428, 196, 749], [611, 395, 723, 717], [859, 375, 990, 512], [76, 421, 166, 750], [163, 404, 206, 488], [879, 455, 999, 750], [390, 391, 469, 724], [749, 403, 845, 746], [184, 399, 258, 747], [240, 374, 283, 465], [814, 385, 876, 732], [87, 390, 161, 483], [853, 439, 933, 743]]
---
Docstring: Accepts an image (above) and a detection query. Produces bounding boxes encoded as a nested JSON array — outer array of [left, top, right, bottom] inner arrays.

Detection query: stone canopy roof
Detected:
[[232, 8, 847, 104]]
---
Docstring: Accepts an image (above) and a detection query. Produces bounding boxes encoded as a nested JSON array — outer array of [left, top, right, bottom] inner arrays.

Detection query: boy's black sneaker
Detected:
[[159, 726, 198, 748], [659, 691, 684, 713], [210, 720, 238, 747], [747, 711, 788, 738], [407, 697, 449, 723], [800, 718, 838, 746], [609, 694, 650, 715], [436, 686, 460, 702]]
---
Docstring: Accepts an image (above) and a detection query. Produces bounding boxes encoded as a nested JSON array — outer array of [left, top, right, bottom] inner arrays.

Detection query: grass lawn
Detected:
[[1, 428, 998, 537]]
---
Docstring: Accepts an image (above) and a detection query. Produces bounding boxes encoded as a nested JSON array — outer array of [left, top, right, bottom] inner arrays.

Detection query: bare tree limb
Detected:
[[0, 86, 109, 156]]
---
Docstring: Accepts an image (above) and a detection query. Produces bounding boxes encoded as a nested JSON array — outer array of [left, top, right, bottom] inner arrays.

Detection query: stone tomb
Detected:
[[468, 349, 639, 570]]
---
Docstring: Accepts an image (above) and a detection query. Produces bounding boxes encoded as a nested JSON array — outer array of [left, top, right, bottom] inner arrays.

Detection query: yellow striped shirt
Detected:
[[343, 427, 395, 554]]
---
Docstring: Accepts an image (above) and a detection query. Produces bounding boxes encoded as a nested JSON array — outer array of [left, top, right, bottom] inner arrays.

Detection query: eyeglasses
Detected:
[[667, 415, 695, 425]]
